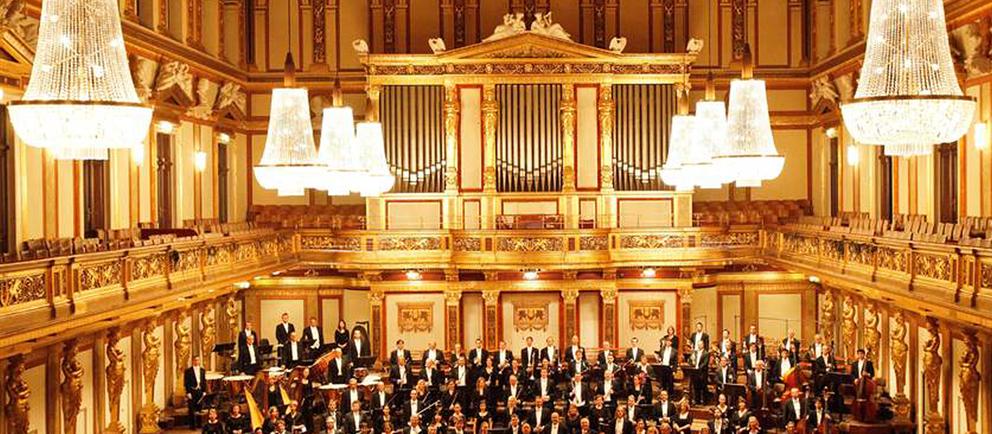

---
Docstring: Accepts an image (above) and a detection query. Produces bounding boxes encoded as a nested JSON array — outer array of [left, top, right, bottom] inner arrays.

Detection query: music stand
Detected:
[[355, 355, 378, 369], [722, 383, 747, 405], [212, 342, 236, 355]]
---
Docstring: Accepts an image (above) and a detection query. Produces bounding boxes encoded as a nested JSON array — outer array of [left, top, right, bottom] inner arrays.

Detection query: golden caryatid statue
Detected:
[[820, 289, 836, 344], [61, 340, 84, 434], [840, 295, 857, 359], [4, 355, 30, 434], [105, 328, 127, 434], [890, 311, 909, 395], [225, 296, 239, 342], [200, 303, 217, 370], [959, 332, 981, 434], [142, 322, 161, 402], [174, 309, 192, 400], [863, 303, 880, 363], [922, 317, 944, 434]]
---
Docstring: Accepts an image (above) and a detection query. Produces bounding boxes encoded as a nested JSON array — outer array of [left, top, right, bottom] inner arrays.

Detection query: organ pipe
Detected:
[[612, 84, 676, 191], [381, 85, 446, 193]]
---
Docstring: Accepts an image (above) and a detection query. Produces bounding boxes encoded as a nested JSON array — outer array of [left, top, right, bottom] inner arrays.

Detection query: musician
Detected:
[[707, 408, 731, 434], [782, 388, 806, 428], [567, 374, 590, 412], [806, 398, 830, 431], [808, 334, 826, 361], [341, 378, 364, 413], [689, 323, 709, 355], [202, 408, 225, 434], [743, 343, 762, 374], [468, 339, 489, 367], [633, 354, 651, 377], [404, 414, 424, 434], [503, 396, 527, 427], [742, 325, 765, 360], [371, 382, 389, 413], [327, 349, 349, 384], [546, 412, 567, 434], [390, 356, 412, 390], [448, 402, 467, 426], [532, 368, 557, 401], [714, 394, 730, 421], [238, 334, 261, 375], [508, 415, 523, 434], [611, 407, 633, 434], [716, 330, 736, 369], [530, 395, 552, 431], [450, 416, 469, 434], [282, 332, 305, 368], [774, 348, 795, 384], [521, 336, 541, 369], [374, 407, 394, 434], [741, 416, 762, 434], [405, 389, 428, 423], [291, 367, 316, 413], [569, 349, 588, 378], [422, 359, 443, 389], [262, 406, 282, 433], [504, 374, 528, 402], [334, 321, 350, 350], [183, 355, 207, 428], [226, 404, 251, 434], [588, 396, 609, 430], [747, 361, 769, 409], [445, 356, 468, 389], [655, 391, 675, 424], [542, 337, 559, 364], [689, 340, 710, 404], [672, 401, 692, 434], [730, 398, 752, 433], [629, 373, 651, 407], [656, 338, 676, 393], [781, 330, 800, 364], [469, 377, 492, 413], [597, 341, 615, 366], [449, 344, 466, 367], [390, 340, 413, 366], [479, 357, 500, 388], [851, 348, 875, 381], [564, 407, 583, 433], [504, 359, 528, 389], [494, 341, 514, 369], [715, 357, 735, 398], [237, 321, 259, 355], [286, 400, 308, 433], [565, 335, 585, 364], [321, 415, 340, 434], [276, 313, 296, 346], [348, 329, 371, 362], [575, 417, 593, 434], [474, 400, 494, 429], [303, 316, 324, 356], [598, 370, 621, 406], [441, 380, 463, 418]]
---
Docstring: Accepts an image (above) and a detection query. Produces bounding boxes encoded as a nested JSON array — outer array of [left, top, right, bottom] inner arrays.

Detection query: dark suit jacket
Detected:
[[529, 405, 553, 428], [626, 347, 644, 363], [531, 377, 557, 399], [782, 399, 806, 425], [596, 380, 624, 403], [237, 329, 258, 353], [707, 419, 733, 434], [689, 332, 710, 351], [715, 366, 736, 387], [468, 348, 489, 366], [747, 371, 770, 391], [806, 409, 829, 429], [238, 344, 261, 374], [349, 339, 372, 360], [655, 401, 676, 420], [814, 355, 838, 374], [343, 412, 366, 434], [276, 322, 295, 345], [690, 350, 710, 370], [390, 365, 412, 389], [851, 359, 875, 378], [541, 346, 559, 363], [493, 349, 514, 366], [520, 347, 540, 368], [303, 325, 324, 349], [390, 349, 413, 366], [607, 419, 632, 434], [421, 368, 443, 388], [281, 341, 305, 367], [743, 334, 765, 358], [596, 349, 614, 366], [184, 366, 207, 395], [565, 346, 585, 363]]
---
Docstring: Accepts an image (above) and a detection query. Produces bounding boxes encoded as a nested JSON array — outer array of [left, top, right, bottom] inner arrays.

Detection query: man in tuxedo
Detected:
[[743, 342, 762, 374], [422, 341, 442, 366], [809, 334, 826, 361], [690, 322, 709, 353], [529, 395, 552, 431], [597, 340, 614, 366], [303, 316, 324, 358], [421, 358, 443, 389], [390, 339, 413, 366], [774, 348, 795, 384], [576, 418, 592, 434], [341, 378, 364, 413], [813, 345, 838, 392], [275, 312, 295, 346], [851, 349, 875, 380], [521, 336, 540, 370], [565, 335, 584, 364], [451, 356, 471, 388], [404, 414, 423, 434], [541, 337, 559, 364], [468, 339, 488, 367], [743, 325, 764, 359], [502, 397, 527, 428], [532, 368, 557, 400], [655, 390, 676, 423], [344, 400, 366, 434], [328, 348, 349, 384], [806, 398, 830, 431], [495, 340, 514, 369], [281, 331, 305, 368], [238, 334, 260, 375], [717, 329, 737, 369], [405, 389, 426, 424], [747, 361, 769, 409], [781, 330, 800, 362], [184, 355, 207, 428], [504, 374, 527, 402], [567, 374, 590, 412], [626, 337, 643, 365], [690, 340, 710, 404], [371, 381, 389, 413], [349, 329, 371, 362], [610, 408, 633, 434], [715, 356, 736, 397], [546, 412, 567, 434], [657, 337, 677, 393], [391, 356, 412, 390], [237, 321, 259, 355], [708, 408, 732, 434], [782, 387, 806, 428], [597, 370, 621, 406]]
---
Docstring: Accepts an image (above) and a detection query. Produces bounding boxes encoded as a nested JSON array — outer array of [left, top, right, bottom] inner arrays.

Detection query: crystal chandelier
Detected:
[[253, 52, 322, 197], [714, 44, 784, 187], [660, 89, 695, 192], [684, 75, 732, 189], [8, 0, 152, 159], [313, 104, 359, 195], [840, 0, 975, 157], [354, 120, 394, 196]]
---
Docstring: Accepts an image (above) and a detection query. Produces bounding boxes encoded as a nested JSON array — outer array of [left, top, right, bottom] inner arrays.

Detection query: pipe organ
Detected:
[[381, 85, 447, 193], [612, 84, 677, 191], [495, 84, 564, 192]]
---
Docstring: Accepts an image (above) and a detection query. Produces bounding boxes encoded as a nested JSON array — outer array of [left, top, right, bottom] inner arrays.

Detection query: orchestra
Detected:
[[187, 319, 882, 434]]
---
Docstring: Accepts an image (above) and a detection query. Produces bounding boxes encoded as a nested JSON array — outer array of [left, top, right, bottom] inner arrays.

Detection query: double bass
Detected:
[[850, 375, 878, 422]]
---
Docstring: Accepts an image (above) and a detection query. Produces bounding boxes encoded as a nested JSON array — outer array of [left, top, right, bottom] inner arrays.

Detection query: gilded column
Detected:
[[597, 84, 614, 192], [482, 275, 500, 349], [124, 0, 138, 22], [105, 328, 127, 434], [173, 309, 192, 406], [600, 287, 617, 346], [140, 321, 163, 434], [158, 0, 169, 34], [444, 82, 461, 193], [840, 295, 857, 359], [561, 288, 579, 344], [365, 271, 384, 358], [5, 355, 30, 434], [849, 0, 863, 41], [61, 340, 84, 434], [200, 303, 217, 370], [444, 284, 462, 351], [959, 331, 981, 434], [890, 310, 911, 423], [922, 318, 944, 434], [481, 84, 498, 194], [561, 84, 577, 193]]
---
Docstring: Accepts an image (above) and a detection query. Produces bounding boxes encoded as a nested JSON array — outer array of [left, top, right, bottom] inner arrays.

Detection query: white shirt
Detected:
[[247, 345, 257, 364], [659, 401, 670, 417], [694, 351, 703, 368], [662, 347, 673, 365], [814, 343, 824, 358], [721, 340, 731, 354], [631, 347, 640, 360], [457, 367, 467, 385], [540, 378, 549, 395], [792, 399, 801, 418], [309, 327, 320, 348], [572, 384, 584, 404], [547, 346, 556, 360], [399, 366, 407, 383], [603, 380, 612, 399], [754, 371, 763, 389], [411, 401, 418, 414], [192, 366, 202, 387], [352, 412, 362, 429], [290, 342, 299, 360], [334, 359, 343, 375], [349, 389, 359, 402], [550, 424, 560, 434], [694, 333, 703, 345], [282, 322, 291, 333], [355, 340, 363, 355], [499, 351, 507, 365], [720, 367, 729, 383], [615, 420, 624, 434]]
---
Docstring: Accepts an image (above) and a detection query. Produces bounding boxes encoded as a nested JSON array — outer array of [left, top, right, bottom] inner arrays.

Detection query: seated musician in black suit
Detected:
[[344, 400, 366, 434], [371, 381, 389, 413], [281, 331, 305, 368], [328, 348, 350, 384], [773, 348, 795, 384], [225, 404, 251, 434], [391, 355, 413, 390], [730, 397, 752, 433], [404, 389, 429, 424], [404, 414, 424, 434], [655, 390, 676, 424], [806, 397, 831, 431], [567, 374, 591, 414], [501, 396, 528, 428], [285, 400, 308, 434], [238, 334, 261, 375], [504, 374, 528, 402], [746, 360, 770, 410], [609, 407, 633, 434], [183, 355, 207, 428], [597, 370, 622, 407], [621, 395, 644, 422], [531, 367, 557, 401], [451, 356, 471, 389], [546, 412, 568, 434], [781, 387, 806, 428], [341, 378, 364, 413], [391, 339, 413, 366], [529, 395, 553, 432], [708, 407, 732, 434], [422, 358, 444, 390], [628, 373, 651, 407]]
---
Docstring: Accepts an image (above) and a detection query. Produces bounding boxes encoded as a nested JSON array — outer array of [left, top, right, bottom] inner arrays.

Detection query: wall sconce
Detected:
[[846, 144, 860, 166], [155, 120, 176, 135], [641, 267, 657, 278], [405, 270, 422, 281], [194, 150, 207, 172], [218, 132, 232, 144], [825, 127, 838, 139], [975, 122, 989, 150], [131, 144, 144, 165], [522, 269, 540, 281]]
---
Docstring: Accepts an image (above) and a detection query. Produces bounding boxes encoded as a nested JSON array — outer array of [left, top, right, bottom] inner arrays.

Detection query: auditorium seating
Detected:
[[250, 205, 367, 230], [693, 200, 812, 226], [785, 212, 992, 247]]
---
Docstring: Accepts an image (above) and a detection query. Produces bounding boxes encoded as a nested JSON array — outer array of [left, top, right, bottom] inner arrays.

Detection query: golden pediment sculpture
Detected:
[[397, 303, 433, 333], [629, 300, 665, 330], [513, 303, 549, 332]]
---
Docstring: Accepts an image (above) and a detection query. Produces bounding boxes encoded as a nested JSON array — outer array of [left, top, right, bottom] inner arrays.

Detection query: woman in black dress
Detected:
[[672, 401, 693, 434], [479, 357, 500, 389], [474, 400, 494, 430], [225, 404, 251, 434], [202, 408, 226, 434], [731, 397, 752, 433], [335, 320, 350, 349]]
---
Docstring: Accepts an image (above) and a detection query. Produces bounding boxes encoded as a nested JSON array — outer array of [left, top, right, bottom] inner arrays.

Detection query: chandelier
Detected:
[[840, 0, 975, 157], [253, 52, 322, 197], [714, 44, 783, 187], [660, 89, 695, 192], [683, 75, 732, 189], [313, 104, 359, 195], [354, 120, 395, 196], [8, 0, 152, 159]]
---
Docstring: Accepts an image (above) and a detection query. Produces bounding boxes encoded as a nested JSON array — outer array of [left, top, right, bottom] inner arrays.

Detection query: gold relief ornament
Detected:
[[841, 295, 857, 359], [600, 287, 618, 302], [513, 303, 550, 332], [481, 289, 500, 306], [397, 303, 434, 333], [444, 289, 462, 304], [863, 303, 881, 363], [201, 304, 217, 370], [367, 287, 385, 306], [915, 253, 953, 281], [80, 261, 123, 292], [561, 288, 580, 303], [890, 310, 910, 422], [61, 340, 84, 434], [579, 236, 608, 250], [5, 355, 30, 434], [174, 309, 192, 400], [959, 332, 981, 434], [497, 237, 563, 252], [820, 289, 836, 344], [105, 328, 127, 434], [379, 237, 442, 251], [628, 300, 665, 330], [140, 322, 163, 434], [620, 234, 684, 249], [0, 272, 46, 307], [226, 296, 239, 341], [922, 318, 943, 413]]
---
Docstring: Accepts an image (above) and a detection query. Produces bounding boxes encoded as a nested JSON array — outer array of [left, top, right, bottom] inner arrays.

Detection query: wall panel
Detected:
[[385, 293, 446, 354], [259, 299, 306, 345], [617, 290, 679, 350], [578, 292, 599, 348], [462, 293, 484, 348], [25, 363, 46, 434], [752, 129, 809, 201], [459, 87, 483, 191], [576, 86, 599, 190], [756, 293, 802, 344], [500, 292, 561, 349]]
